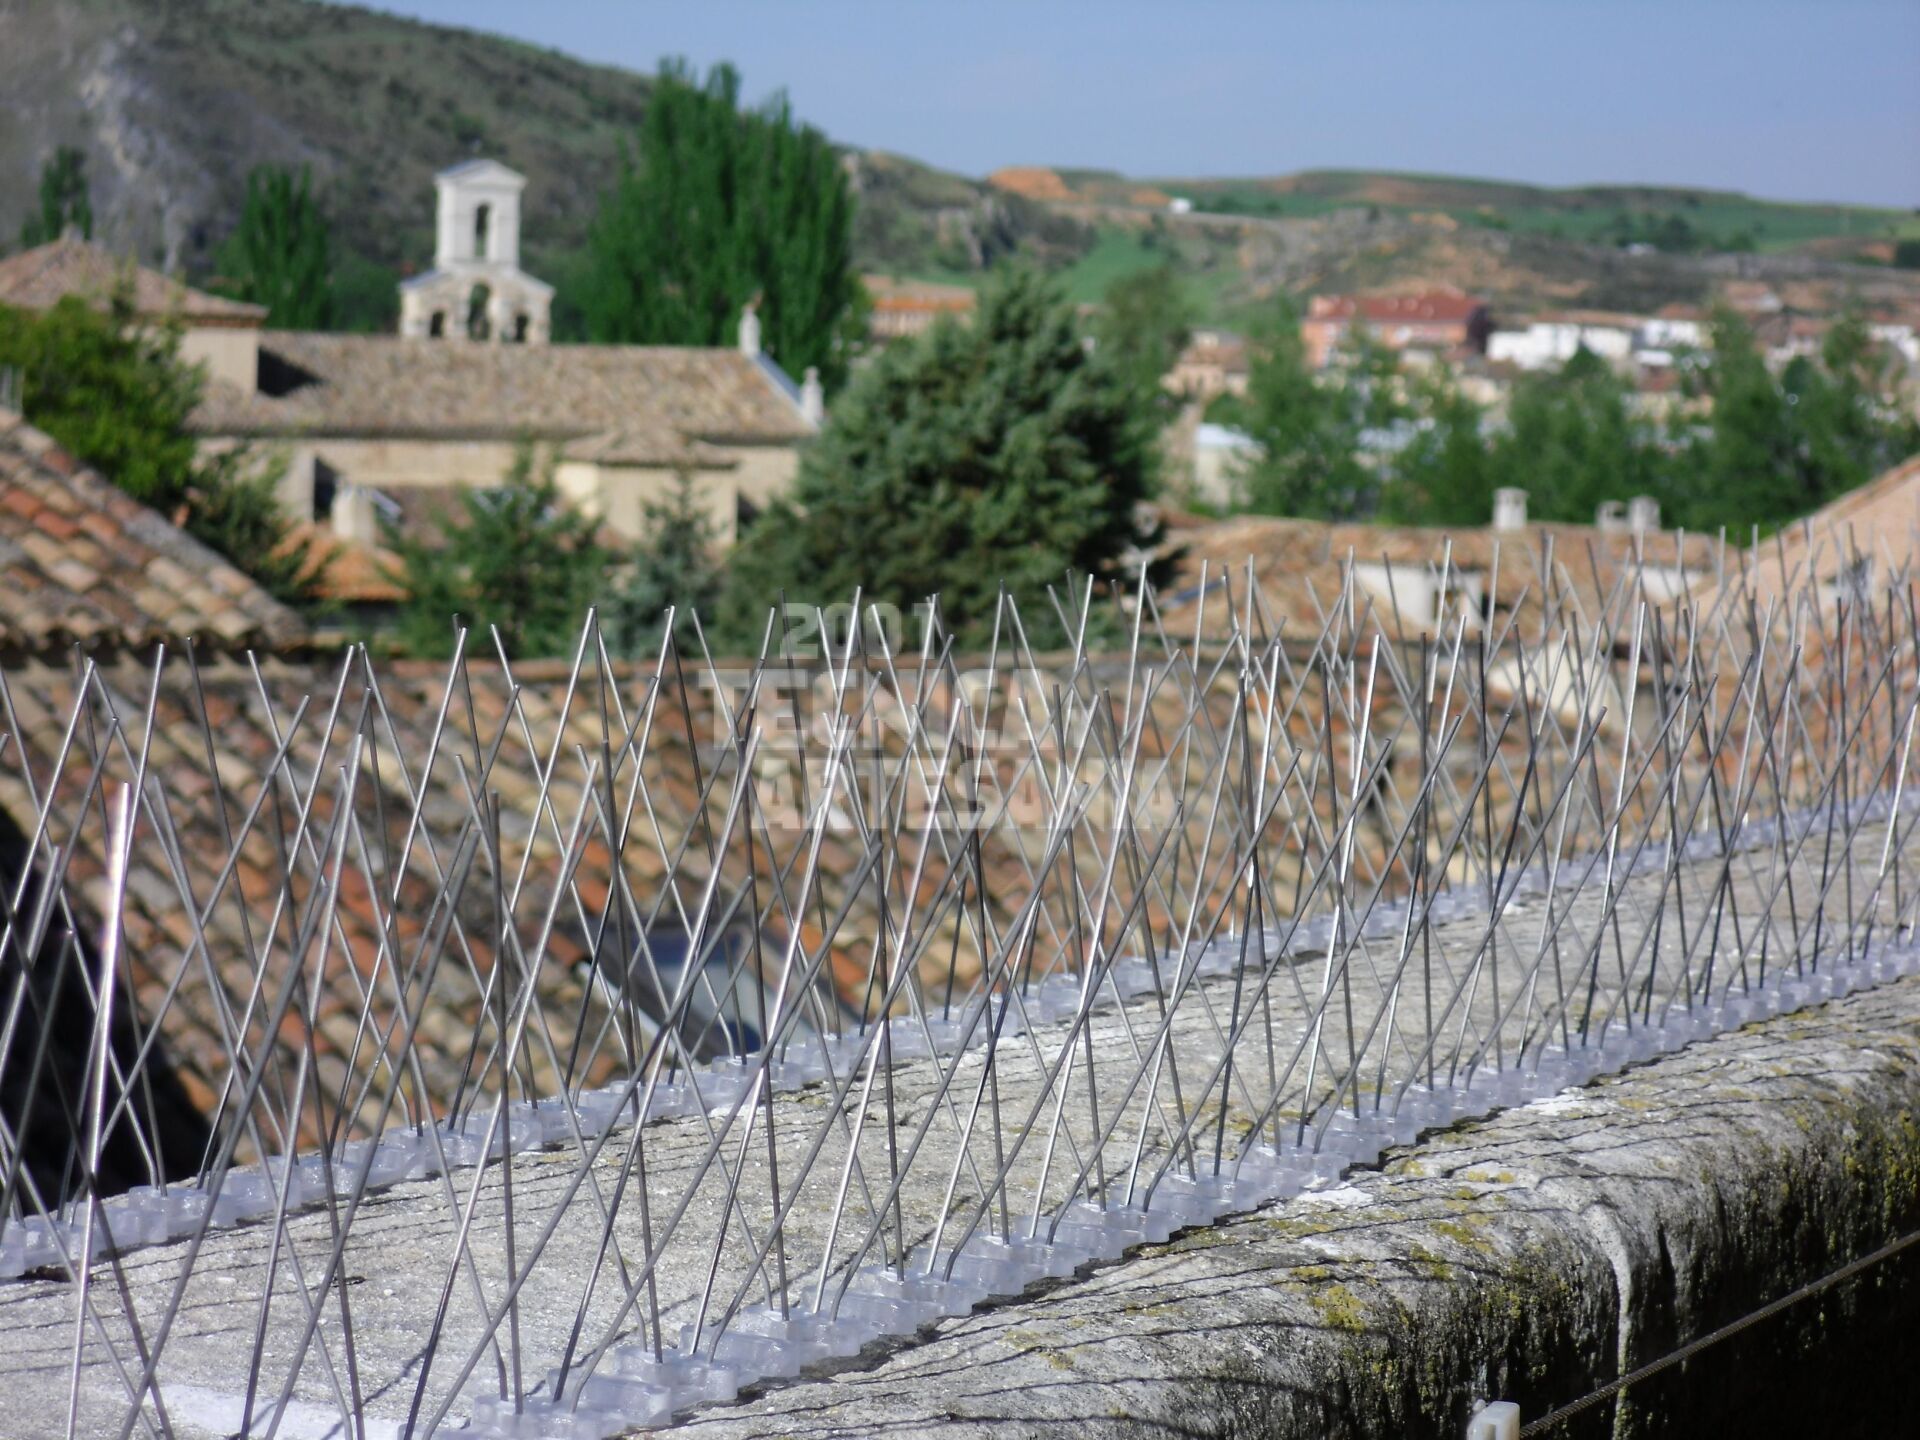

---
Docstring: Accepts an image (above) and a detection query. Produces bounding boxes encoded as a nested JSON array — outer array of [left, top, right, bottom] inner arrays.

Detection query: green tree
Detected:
[[0, 293, 324, 605], [581, 60, 863, 388], [1675, 309, 1812, 528], [604, 469, 724, 657], [19, 147, 92, 248], [1092, 263, 1193, 417], [720, 268, 1160, 646], [1215, 295, 1373, 519], [1671, 306, 1920, 531], [216, 166, 335, 329], [0, 294, 200, 507], [1491, 346, 1667, 525], [383, 443, 610, 659], [1378, 372, 1491, 527]]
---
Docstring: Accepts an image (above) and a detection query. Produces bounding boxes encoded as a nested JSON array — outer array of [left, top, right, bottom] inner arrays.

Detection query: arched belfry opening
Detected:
[[466, 283, 492, 341]]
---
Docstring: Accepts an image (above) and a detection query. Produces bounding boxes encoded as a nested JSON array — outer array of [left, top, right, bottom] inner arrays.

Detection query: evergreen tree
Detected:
[[720, 269, 1160, 646], [1677, 309, 1811, 528], [581, 61, 863, 388], [383, 443, 610, 659], [604, 470, 724, 657], [216, 166, 335, 330], [19, 147, 92, 248], [1092, 263, 1193, 417]]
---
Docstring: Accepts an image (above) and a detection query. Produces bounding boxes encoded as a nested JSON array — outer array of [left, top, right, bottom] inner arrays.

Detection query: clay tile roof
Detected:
[[0, 407, 307, 654], [1311, 290, 1486, 325], [1158, 513, 1718, 641], [0, 235, 266, 327], [192, 333, 816, 447], [861, 276, 978, 315], [562, 425, 736, 469]]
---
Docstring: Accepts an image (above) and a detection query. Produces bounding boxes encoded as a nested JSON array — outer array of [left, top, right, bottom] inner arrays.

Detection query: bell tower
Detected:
[[398, 159, 554, 344]]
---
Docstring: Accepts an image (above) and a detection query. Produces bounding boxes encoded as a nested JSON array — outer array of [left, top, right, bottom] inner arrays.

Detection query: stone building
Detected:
[[0, 232, 267, 391], [3, 162, 818, 584], [183, 158, 818, 569]]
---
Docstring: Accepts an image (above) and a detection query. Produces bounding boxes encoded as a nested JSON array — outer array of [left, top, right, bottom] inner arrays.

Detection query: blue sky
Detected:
[[367, 1, 1919, 206]]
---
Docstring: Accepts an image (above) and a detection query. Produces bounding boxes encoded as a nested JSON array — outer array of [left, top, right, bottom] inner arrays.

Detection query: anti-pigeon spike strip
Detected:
[[2, 534, 1919, 1438]]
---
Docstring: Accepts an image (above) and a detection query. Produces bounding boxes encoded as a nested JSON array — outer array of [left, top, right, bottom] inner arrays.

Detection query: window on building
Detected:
[[311, 459, 340, 522], [466, 283, 492, 341], [473, 202, 491, 260], [428, 309, 446, 338], [511, 312, 529, 343]]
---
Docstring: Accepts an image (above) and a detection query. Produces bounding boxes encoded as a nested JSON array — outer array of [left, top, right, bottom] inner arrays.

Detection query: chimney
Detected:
[[799, 366, 824, 426], [1493, 487, 1528, 532], [1627, 495, 1660, 535], [738, 302, 761, 358]]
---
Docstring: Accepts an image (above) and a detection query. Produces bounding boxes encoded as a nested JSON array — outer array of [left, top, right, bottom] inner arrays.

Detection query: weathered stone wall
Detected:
[[665, 976, 1920, 1439]]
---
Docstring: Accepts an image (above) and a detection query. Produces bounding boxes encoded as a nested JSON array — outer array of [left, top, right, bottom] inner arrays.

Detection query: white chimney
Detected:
[[1627, 495, 1660, 535], [738, 303, 761, 358], [799, 366, 824, 426], [1493, 487, 1528, 532]]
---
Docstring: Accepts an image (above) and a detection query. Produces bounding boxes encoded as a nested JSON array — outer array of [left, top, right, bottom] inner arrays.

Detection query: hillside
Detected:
[[3, 0, 1915, 332]]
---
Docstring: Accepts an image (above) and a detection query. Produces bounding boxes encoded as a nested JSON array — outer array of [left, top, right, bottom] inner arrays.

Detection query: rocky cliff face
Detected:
[[0, 0, 650, 277]]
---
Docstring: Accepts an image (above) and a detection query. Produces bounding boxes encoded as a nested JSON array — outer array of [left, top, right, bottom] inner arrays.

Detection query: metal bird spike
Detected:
[[2, 539, 1920, 1438]]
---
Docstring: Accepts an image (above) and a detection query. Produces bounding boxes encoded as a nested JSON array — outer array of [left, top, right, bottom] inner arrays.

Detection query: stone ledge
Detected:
[[666, 975, 1920, 1438]]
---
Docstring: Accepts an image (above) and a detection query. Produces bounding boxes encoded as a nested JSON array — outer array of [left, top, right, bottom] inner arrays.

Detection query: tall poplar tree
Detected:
[[19, 147, 93, 248], [216, 166, 335, 330], [581, 61, 862, 387]]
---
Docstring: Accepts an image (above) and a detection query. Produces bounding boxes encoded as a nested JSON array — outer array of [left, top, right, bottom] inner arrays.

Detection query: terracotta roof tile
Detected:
[[0, 407, 307, 654], [0, 235, 266, 325], [193, 332, 814, 448]]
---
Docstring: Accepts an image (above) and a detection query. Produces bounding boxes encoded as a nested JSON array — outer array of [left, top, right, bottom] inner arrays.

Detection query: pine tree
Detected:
[[604, 469, 724, 658], [383, 444, 610, 658], [720, 268, 1160, 647], [216, 166, 335, 330], [19, 147, 92, 248], [580, 61, 862, 388]]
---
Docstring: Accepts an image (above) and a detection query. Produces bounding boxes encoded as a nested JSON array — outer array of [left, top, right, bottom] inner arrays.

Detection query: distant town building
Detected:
[[397, 160, 554, 344], [1487, 310, 1640, 371], [1300, 290, 1491, 369], [862, 276, 977, 342], [1167, 196, 1194, 215], [1167, 329, 1249, 401], [1189, 422, 1260, 508]]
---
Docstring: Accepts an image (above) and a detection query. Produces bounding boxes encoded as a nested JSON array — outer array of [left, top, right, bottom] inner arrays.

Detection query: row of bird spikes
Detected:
[[2, 548, 1919, 1437]]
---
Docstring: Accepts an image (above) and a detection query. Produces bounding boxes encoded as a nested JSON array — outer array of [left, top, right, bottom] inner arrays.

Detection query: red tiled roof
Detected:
[[0, 408, 307, 654], [0, 235, 266, 327], [1308, 290, 1486, 324]]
